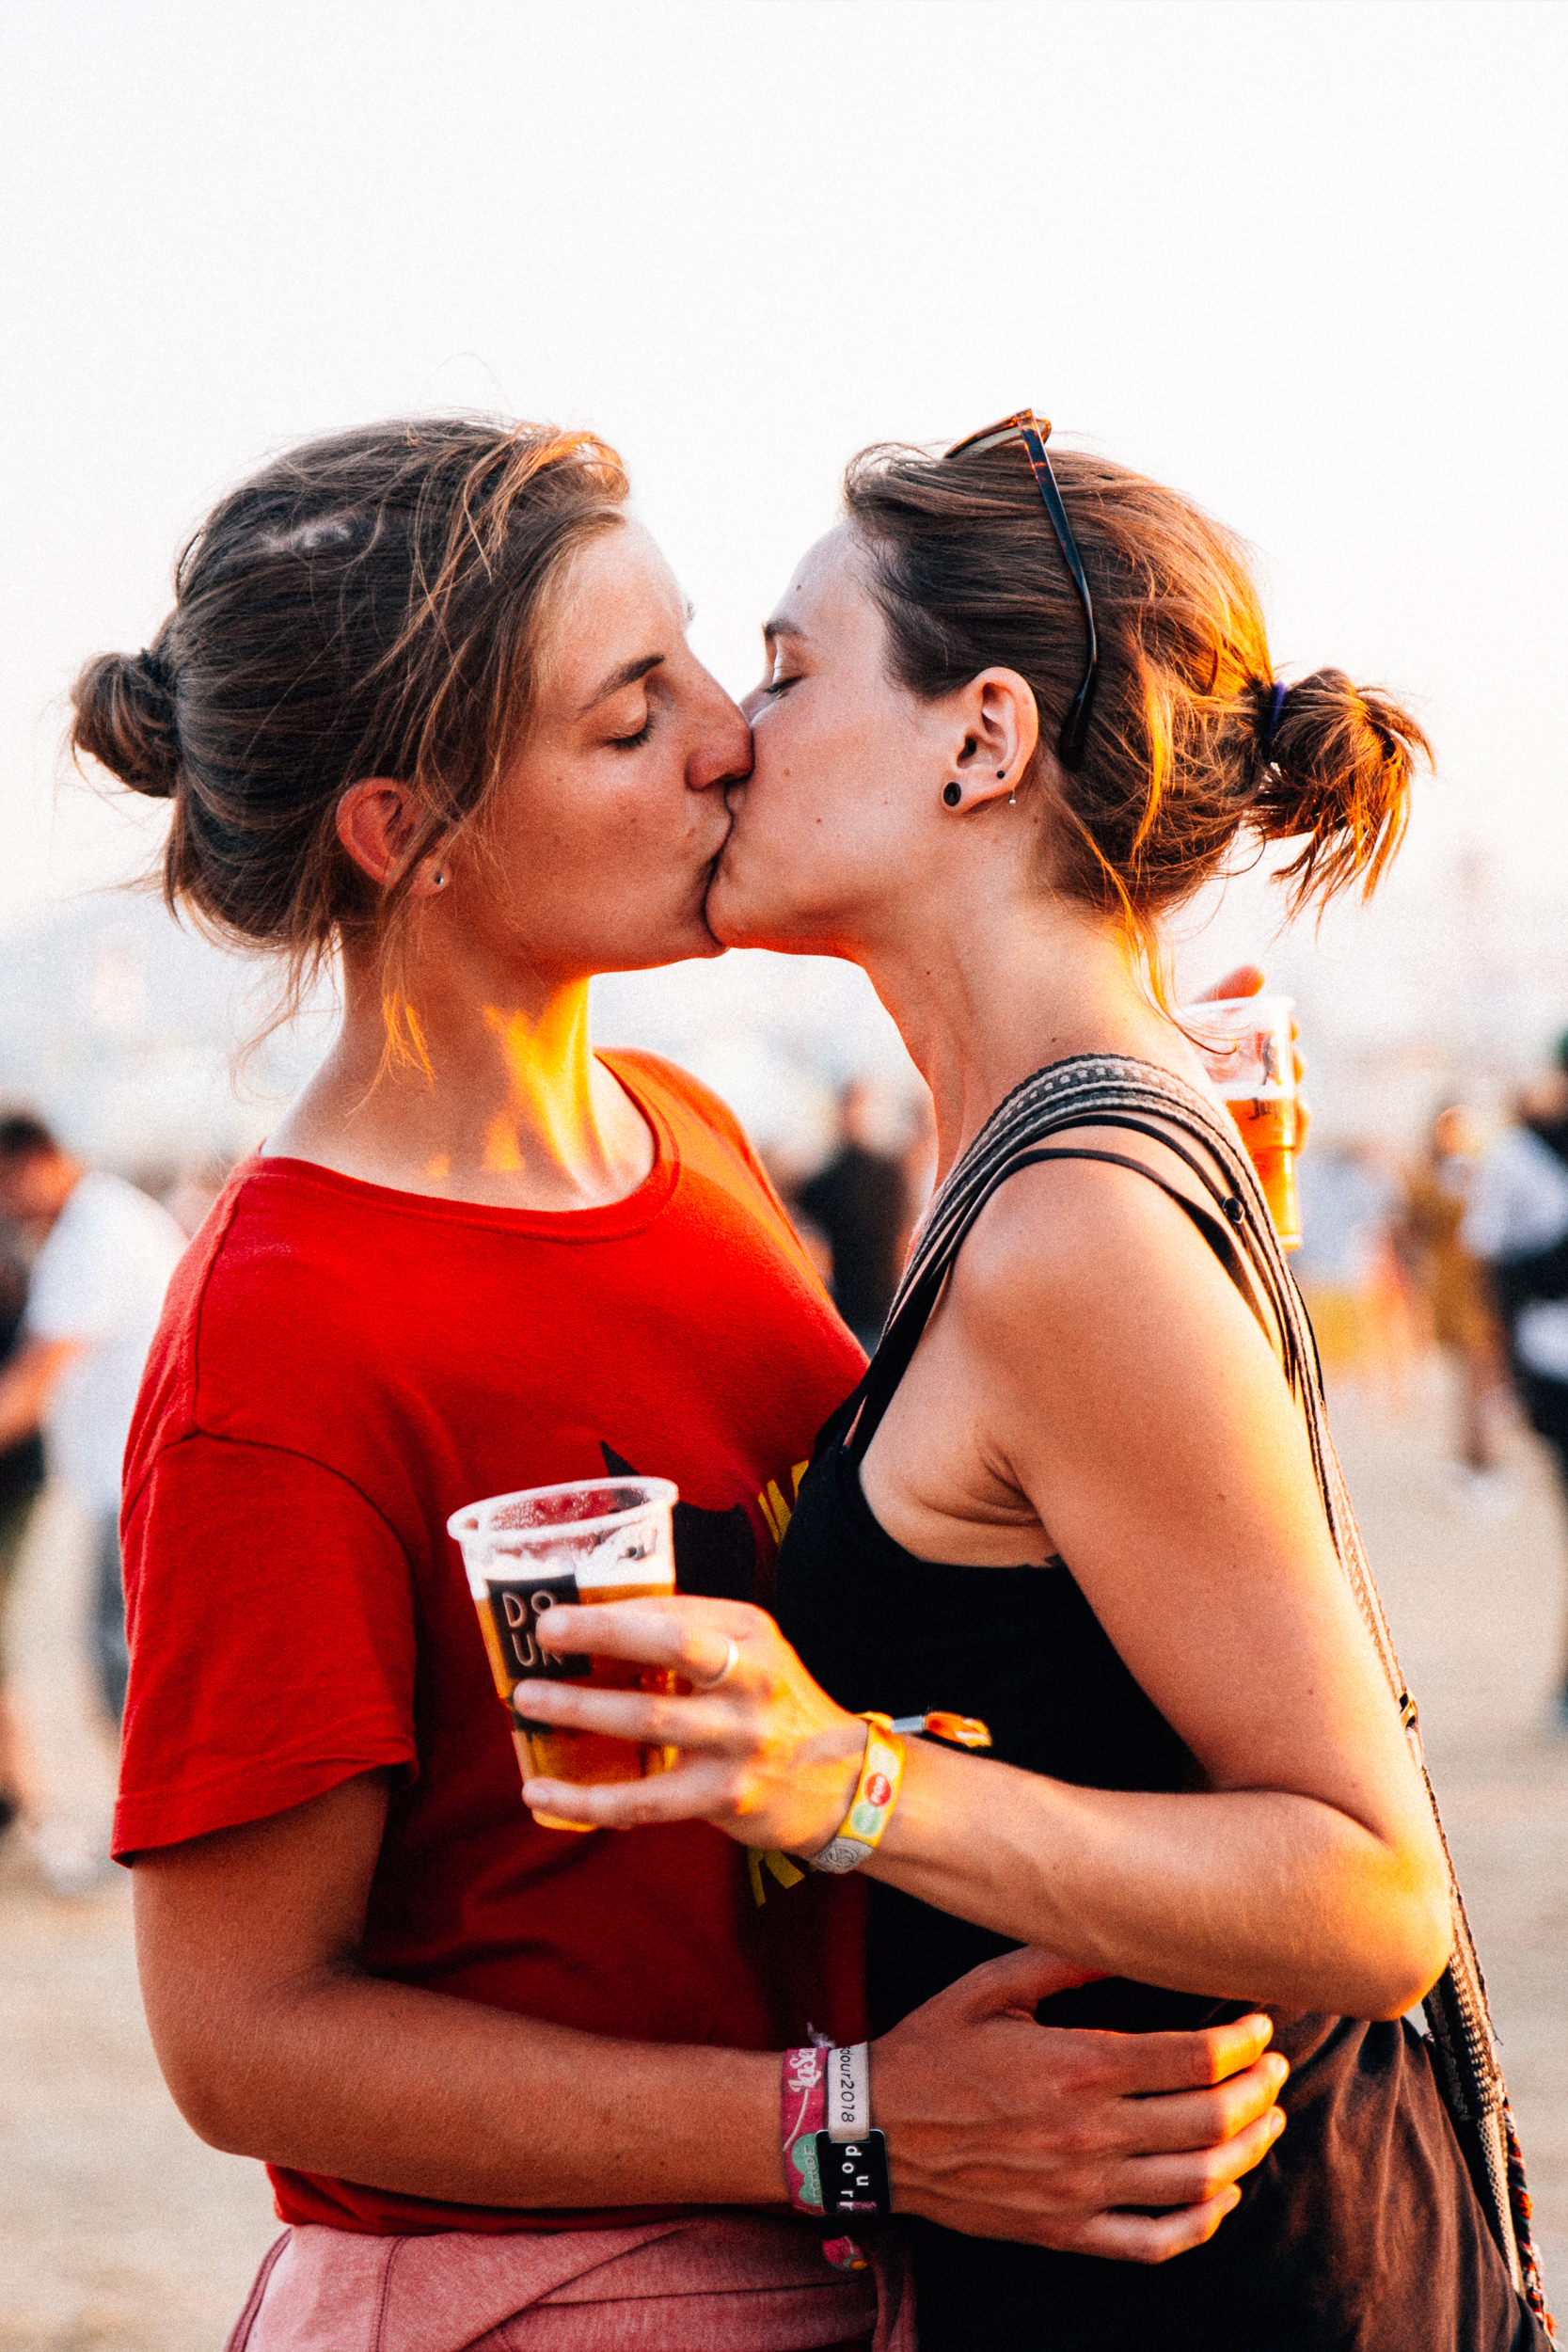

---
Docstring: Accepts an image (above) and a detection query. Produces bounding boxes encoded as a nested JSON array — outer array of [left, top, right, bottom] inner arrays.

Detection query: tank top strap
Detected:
[[845, 1058, 1306, 1469]]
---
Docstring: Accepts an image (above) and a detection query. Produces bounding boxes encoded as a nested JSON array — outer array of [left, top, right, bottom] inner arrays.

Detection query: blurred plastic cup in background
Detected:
[[448, 1475, 679, 1832], [1182, 993, 1302, 1251]]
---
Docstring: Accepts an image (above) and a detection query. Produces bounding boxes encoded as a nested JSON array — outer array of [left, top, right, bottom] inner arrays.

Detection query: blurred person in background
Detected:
[[0, 1235, 47, 1836], [1464, 1042, 1568, 1719], [1289, 1143, 1414, 1406], [0, 1118, 185, 1729], [1403, 1106, 1511, 1505], [795, 1078, 912, 1353]]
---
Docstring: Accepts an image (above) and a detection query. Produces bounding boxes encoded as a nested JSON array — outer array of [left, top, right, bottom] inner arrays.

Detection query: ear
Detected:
[[944, 669, 1041, 810], [336, 779, 446, 894]]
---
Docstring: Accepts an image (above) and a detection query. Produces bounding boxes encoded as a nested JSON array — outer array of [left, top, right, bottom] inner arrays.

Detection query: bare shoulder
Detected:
[[947, 1141, 1240, 1334]]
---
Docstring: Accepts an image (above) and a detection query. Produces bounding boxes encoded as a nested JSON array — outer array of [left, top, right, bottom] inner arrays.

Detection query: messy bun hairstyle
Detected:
[[844, 439, 1430, 947], [70, 416, 628, 1003]]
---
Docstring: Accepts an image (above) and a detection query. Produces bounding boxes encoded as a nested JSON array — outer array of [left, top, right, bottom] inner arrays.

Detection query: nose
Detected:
[[689, 684, 753, 793]]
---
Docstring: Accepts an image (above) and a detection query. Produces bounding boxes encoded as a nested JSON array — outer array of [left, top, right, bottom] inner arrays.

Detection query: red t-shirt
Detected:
[[117, 1052, 867, 2235]]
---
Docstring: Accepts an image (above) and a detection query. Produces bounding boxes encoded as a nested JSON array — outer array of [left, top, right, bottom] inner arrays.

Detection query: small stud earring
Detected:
[[997, 769, 1006, 779], [942, 781, 962, 808], [432, 870, 447, 888]]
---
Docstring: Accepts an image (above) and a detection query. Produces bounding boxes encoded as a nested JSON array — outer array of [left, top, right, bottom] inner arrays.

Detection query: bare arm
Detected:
[[513, 1163, 1449, 2021], [133, 1767, 1287, 2257], [0, 1335, 79, 1450]]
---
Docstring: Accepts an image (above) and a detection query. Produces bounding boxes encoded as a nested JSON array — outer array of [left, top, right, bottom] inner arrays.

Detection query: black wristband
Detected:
[[815, 2127, 892, 2222]]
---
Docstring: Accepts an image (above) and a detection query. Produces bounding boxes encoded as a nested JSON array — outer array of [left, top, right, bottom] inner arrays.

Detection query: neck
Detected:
[[857, 884, 1195, 1185], [266, 948, 654, 1212]]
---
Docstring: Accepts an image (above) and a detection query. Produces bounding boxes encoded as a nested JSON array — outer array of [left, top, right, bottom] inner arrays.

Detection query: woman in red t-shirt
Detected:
[[70, 419, 1286, 2350]]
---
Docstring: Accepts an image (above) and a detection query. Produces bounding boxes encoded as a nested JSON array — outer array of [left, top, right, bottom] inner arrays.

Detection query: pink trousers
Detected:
[[224, 2214, 913, 2352]]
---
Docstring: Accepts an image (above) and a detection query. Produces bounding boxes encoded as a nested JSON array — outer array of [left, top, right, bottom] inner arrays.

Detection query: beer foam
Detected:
[[576, 1523, 674, 1594]]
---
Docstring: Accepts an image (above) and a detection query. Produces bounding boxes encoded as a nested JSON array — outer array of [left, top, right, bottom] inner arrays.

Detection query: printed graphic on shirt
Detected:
[[756, 1460, 811, 1550], [599, 1442, 756, 1602]]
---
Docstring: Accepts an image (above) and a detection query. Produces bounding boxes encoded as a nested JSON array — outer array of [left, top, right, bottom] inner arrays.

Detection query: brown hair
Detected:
[[70, 416, 628, 1019], [844, 439, 1430, 952]]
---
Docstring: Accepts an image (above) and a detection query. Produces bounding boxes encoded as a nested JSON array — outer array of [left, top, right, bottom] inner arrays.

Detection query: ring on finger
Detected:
[[691, 1634, 741, 1691]]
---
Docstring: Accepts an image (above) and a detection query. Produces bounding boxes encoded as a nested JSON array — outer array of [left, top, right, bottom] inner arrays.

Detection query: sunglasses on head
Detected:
[[943, 410, 1099, 771]]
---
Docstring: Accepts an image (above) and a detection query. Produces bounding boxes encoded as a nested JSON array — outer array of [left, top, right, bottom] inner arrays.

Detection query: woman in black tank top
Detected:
[[514, 422, 1551, 2346]]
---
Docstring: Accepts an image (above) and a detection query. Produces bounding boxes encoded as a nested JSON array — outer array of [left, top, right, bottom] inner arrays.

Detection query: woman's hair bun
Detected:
[[1249, 665, 1432, 911], [69, 645, 181, 800]]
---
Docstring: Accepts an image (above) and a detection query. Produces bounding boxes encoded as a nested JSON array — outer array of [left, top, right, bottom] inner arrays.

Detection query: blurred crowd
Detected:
[[0, 1121, 216, 1888], [1292, 1037, 1568, 1721], [4, 1033, 1568, 1892]]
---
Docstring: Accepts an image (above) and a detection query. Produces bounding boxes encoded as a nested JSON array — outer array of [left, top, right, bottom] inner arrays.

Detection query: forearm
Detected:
[[146, 1951, 783, 2208], [872, 1744, 1449, 2020]]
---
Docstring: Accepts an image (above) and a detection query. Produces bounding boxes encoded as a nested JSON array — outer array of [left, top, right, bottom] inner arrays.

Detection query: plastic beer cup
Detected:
[[448, 1476, 679, 1833], [1182, 993, 1302, 1250]]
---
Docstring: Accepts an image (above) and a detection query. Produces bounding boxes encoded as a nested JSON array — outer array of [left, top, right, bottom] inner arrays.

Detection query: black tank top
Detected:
[[774, 1071, 1544, 2352]]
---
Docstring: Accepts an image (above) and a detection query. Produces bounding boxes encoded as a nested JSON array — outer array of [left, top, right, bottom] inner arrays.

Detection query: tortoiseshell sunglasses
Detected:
[[944, 410, 1099, 771]]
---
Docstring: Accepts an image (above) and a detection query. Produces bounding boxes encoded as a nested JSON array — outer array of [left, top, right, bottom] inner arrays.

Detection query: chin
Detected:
[[705, 868, 822, 955], [595, 903, 730, 973], [705, 862, 778, 951]]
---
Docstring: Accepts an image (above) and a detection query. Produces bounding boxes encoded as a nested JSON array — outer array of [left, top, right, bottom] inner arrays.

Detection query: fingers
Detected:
[[1192, 962, 1264, 1005], [535, 1597, 752, 1674], [521, 1756, 745, 1834], [1105, 2048, 1289, 2158], [1075, 2011, 1276, 2100], [1116, 2102, 1285, 2208], [942, 1945, 1108, 2017], [516, 1676, 730, 1752], [1070, 2184, 1244, 2265]]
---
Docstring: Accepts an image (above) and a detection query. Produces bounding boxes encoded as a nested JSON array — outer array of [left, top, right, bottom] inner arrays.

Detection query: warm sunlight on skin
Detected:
[[710, 523, 1214, 1184], [262, 524, 752, 1214], [709, 523, 1000, 960]]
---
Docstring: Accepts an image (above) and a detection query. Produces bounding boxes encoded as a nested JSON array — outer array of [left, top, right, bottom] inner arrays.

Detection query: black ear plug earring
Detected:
[[942, 782, 962, 807]]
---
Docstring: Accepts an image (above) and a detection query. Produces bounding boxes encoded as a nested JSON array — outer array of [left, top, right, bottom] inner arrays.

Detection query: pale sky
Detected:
[[4, 0, 1564, 942]]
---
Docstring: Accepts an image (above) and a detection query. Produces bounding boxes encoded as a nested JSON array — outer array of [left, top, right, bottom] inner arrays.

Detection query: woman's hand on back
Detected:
[[135, 1767, 1288, 2254]]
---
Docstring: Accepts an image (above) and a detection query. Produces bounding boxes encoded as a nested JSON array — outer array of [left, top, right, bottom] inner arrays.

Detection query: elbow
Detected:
[[155, 2044, 260, 2156], [1361, 1865, 1452, 2022], [145, 2005, 281, 2159]]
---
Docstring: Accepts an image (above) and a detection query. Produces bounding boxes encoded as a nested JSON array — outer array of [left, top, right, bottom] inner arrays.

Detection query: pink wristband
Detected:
[[780, 2046, 873, 2273], [780, 2046, 827, 2214]]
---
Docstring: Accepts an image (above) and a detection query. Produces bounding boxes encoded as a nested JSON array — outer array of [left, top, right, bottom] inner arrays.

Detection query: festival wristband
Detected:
[[826, 2041, 871, 2142], [816, 2040, 892, 2225], [806, 1714, 906, 1875], [781, 2045, 881, 2269], [888, 1709, 992, 1750], [780, 2045, 827, 2216]]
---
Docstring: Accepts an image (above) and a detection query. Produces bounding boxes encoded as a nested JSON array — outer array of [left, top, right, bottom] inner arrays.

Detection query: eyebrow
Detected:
[[762, 617, 808, 645], [578, 652, 664, 717]]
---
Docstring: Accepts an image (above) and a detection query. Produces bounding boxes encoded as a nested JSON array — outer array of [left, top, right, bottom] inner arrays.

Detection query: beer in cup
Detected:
[[1181, 993, 1302, 1250], [448, 1476, 679, 1832]]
